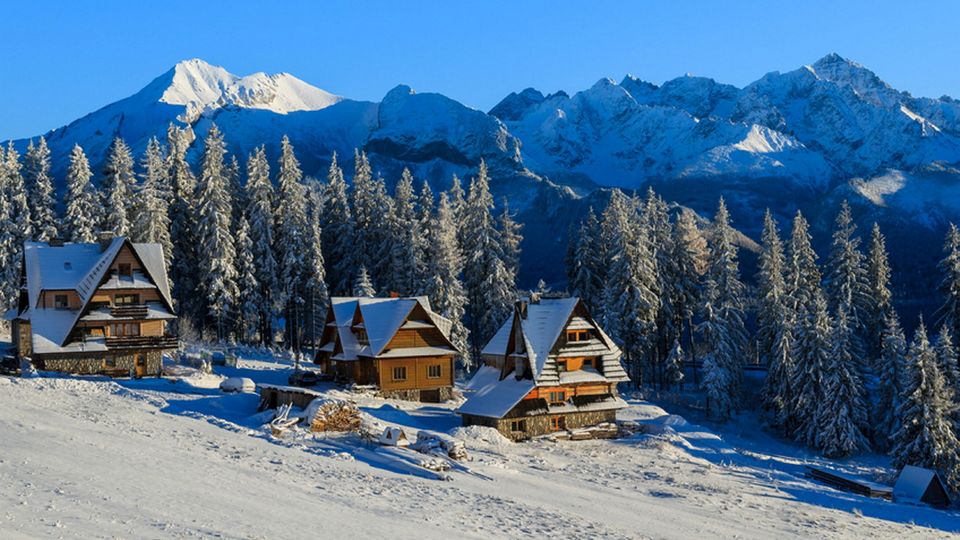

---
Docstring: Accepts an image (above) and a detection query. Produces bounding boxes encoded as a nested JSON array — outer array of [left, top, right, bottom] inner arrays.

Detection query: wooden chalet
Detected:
[[6, 236, 177, 377], [314, 296, 459, 402], [457, 295, 629, 441]]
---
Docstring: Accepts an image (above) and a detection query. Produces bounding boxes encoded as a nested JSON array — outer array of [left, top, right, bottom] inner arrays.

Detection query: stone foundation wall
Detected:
[[36, 350, 163, 378], [380, 386, 454, 403], [463, 409, 619, 441]]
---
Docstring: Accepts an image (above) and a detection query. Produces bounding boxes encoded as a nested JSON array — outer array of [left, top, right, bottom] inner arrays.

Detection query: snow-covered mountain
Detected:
[[9, 55, 960, 300]]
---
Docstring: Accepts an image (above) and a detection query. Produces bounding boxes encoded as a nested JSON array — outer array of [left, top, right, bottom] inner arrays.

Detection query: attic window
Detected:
[[566, 330, 590, 343], [63, 262, 72, 270], [119, 263, 132, 278]]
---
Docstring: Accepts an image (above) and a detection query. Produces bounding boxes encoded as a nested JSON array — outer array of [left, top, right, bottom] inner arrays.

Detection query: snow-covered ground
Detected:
[[0, 353, 957, 539]]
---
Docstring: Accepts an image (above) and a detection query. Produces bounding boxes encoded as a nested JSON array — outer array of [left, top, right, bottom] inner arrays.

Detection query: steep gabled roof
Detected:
[[326, 296, 457, 360]]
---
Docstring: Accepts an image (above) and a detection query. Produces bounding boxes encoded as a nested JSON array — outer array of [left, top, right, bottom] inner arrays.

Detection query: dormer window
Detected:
[[54, 294, 69, 309], [566, 330, 590, 343], [355, 328, 369, 346], [119, 263, 132, 278]]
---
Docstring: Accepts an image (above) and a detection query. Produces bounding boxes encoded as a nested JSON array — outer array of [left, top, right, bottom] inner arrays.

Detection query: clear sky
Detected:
[[1, 0, 958, 140]]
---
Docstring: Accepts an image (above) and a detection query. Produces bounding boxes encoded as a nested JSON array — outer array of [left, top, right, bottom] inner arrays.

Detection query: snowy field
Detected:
[[0, 353, 957, 539]]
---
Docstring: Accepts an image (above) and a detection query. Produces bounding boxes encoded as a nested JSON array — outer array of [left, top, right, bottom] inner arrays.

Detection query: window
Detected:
[[427, 364, 442, 379], [115, 294, 140, 306], [548, 391, 566, 404], [355, 329, 369, 346], [509, 420, 527, 432], [104, 357, 117, 368], [567, 330, 590, 342], [136, 355, 146, 367], [556, 360, 567, 373], [112, 323, 141, 337], [54, 294, 69, 309], [583, 358, 594, 369], [550, 416, 566, 431], [118, 263, 132, 277], [392, 366, 407, 381]]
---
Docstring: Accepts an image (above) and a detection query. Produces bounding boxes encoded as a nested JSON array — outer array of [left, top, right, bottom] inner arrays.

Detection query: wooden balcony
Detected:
[[105, 335, 179, 350], [111, 304, 149, 318]]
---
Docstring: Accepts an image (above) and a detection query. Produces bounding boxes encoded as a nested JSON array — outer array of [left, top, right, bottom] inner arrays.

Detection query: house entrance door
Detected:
[[135, 354, 147, 378]]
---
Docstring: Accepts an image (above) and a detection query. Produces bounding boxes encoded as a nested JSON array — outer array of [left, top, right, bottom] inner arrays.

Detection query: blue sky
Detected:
[[1, 0, 958, 139]]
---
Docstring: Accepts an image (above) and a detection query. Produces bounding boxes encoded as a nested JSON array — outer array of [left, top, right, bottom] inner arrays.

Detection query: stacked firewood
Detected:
[[306, 399, 361, 432]]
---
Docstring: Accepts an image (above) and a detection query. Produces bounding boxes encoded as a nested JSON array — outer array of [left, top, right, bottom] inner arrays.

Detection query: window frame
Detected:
[[54, 294, 69, 309], [114, 294, 140, 306], [392, 366, 407, 381], [427, 364, 442, 379], [509, 419, 527, 432], [550, 416, 566, 431], [548, 390, 567, 404], [118, 263, 132, 278]]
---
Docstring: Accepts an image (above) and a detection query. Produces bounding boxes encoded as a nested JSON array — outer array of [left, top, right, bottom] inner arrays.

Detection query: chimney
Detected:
[[97, 231, 115, 252], [529, 292, 541, 304], [515, 299, 528, 319], [389, 291, 400, 299], [48, 237, 64, 247]]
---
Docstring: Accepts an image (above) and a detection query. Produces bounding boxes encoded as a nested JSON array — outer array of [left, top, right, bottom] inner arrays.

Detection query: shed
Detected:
[[893, 465, 953, 508], [377, 427, 409, 447]]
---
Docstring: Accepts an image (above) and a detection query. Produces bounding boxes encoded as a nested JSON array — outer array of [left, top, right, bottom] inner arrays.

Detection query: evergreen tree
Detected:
[[447, 174, 467, 247], [462, 161, 515, 356], [601, 190, 659, 386], [665, 338, 685, 390], [244, 146, 278, 344], [132, 138, 172, 265], [5, 142, 33, 244], [167, 124, 199, 320], [644, 188, 678, 386], [0, 146, 18, 312], [935, 325, 960, 394], [24, 137, 58, 241], [892, 320, 960, 490], [350, 150, 392, 287], [865, 223, 894, 359], [875, 312, 907, 451], [824, 202, 870, 372], [671, 208, 708, 363], [62, 144, 99, 243], [816, 307, 869, 457], [792, 290, 834, 446], [322, 153, 355, 295], [698, 198, 747, 418], [353, 267, 376, 297], [101, 137, 137, 236], [195, 124, 238, 340], [234, 213, 260, 343], [423, 193, 471, 369], [414, 180, 435, 293], [386, 168, 419, 295], [276, 136, 310, 350], [304, 192, 330, 351], [936, 223, 960, 344], [498, 200, 523, 279], [569, 207, 605, 312], [785, 211, 821, 312]]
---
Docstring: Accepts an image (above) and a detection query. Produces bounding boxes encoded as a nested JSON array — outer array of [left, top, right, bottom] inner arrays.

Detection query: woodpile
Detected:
[[305, 398, 361, 433], [411, 430, 469, 461]]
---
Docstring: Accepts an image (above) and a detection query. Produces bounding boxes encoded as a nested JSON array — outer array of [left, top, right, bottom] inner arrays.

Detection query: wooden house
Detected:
[[6, 236, 177, 377], [314, 296, 459, 402], [457, 296, 629, 441]]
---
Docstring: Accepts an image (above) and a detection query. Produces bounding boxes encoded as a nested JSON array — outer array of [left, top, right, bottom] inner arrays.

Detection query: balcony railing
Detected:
[[110, 304, 149, 318], [105, 335, 179, 350]]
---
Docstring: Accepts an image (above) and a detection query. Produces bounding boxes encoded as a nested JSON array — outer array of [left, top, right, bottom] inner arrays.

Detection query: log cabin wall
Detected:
[[385, 327, 449, 349], [376, 356, 454, 391]]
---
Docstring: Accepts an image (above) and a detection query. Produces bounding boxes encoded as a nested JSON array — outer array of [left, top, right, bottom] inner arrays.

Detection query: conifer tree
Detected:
[[423, 193, 471, 369], [935, 325, 960, 393], [386, 168, 419, 295], [698, 198, 747, 417], [785, 211, 821, 312], [892, 319, 960, 490], [644, 189, 677, 385], [665, 338, 685, 390], [824, 202, 870, 375], [167, 124, 199, 319], [350, 150, 392, 287], [448, 174, 467, 247], [569, 207, 604, 312], [865, 223, 894, 359], [414, 180, 435, 293], [875, 312, 907, 451], [234, 213, 260, 343], [62, 144, 99, 243], [276, 136, 310, 350], [816, 307, 869, 457], [101, 137, 137, 236], [498, 200, 523, 279], [671, 208, 707, 362], [244, 146, 278, 344], [353, 267, 376, 297], [936, 223, 960, 344], [24, 137, 58, 241], [304, 191, 330, 349], [792, 290, 833, 446], [0, 146, 18, 312], [322, 153, 355, 295], [195, 124, 238, 340], [5, 142, 33, 244], [132, 138, 172, 265]]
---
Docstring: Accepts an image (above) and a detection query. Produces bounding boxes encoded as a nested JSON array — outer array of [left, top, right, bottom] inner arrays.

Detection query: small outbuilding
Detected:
[[378, 427, 409, 447], [893, 465, 953, 508]]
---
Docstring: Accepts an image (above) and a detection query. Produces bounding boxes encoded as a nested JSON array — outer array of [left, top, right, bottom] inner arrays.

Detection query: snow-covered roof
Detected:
[[456, 366, 535, 418], [378, 346, 456, 359], [558, 367, 608, 385], [24, 240, 119, 309], [481, 317, 513, 357], [79, 302, 176, 322], [893, 465, 951, 504], [131, 243, 173, 307], [326, 296, 456, 360]]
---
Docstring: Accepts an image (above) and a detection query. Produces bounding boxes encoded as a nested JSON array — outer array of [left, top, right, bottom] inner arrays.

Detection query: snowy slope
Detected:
[[0, 359, 956, 538]]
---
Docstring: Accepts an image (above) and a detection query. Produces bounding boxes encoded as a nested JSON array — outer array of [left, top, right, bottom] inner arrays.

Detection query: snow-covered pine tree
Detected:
[[276, 136, 310, 350], [101, 137, 137, 237], [643, 188, 677, 387], [304, 191, 330, 350], [353, 266, 376, 297], [697, 198, 747, 418], [195, 124, 238, 341], [5, 142, 33, 245], [462, 160, 516, 358], [757, 210, 797, 432], [350, 150, 393, 287], [167, 124, 199, 320], [665, 338, 685, 390], [244, 146, 278, 345], [321, 152, 355, 295], [935, 325, 960, 394], [0, 146, 17, 313], [414, 180, 435, 293], [24, 137, 58, 241], [385, 168, 419, 295], [874, 311, 907, 451], [936, 223, 960, 345], [792, 289, 833, 446], [892, 319, 960, 490], [816, 307, 869, 457], [132, 138, 172, 265], [62, 144, 99, 243], [824, 202, 870, 363], [447, 174, 467, 248], [423, 192, 472, 370], [498, 200, 523, 280], [671, 208, 707, 364], [601, 190, 659, 387], [226, 154, 244, 231], [865, 223, 894, 359], [568, 207, 605, 313], [233, 213, 260, 343], [785, 211, 821, 312]]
